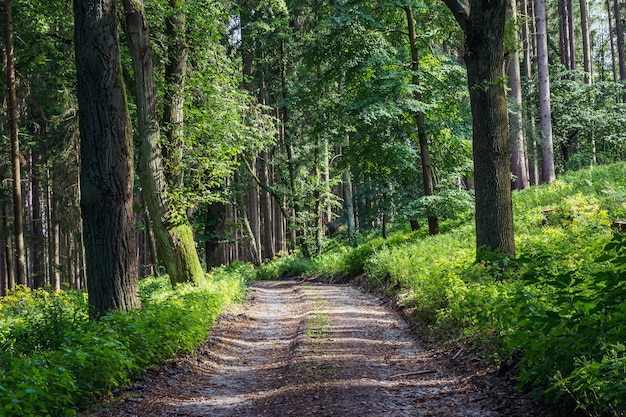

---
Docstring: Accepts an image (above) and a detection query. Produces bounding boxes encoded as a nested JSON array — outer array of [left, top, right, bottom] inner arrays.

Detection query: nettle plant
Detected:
[[505, 230, 626, 414]]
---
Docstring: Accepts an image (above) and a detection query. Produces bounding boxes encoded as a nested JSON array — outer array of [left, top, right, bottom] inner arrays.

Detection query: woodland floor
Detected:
[[85, 280, 557, 417]]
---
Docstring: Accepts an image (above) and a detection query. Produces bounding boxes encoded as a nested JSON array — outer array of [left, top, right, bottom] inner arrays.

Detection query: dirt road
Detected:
[[89, 281, 549, 416]]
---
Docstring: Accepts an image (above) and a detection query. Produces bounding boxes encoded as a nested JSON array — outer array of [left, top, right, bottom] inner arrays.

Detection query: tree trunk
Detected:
[[521, 0, 540, 185], [536, 0, 556, 183], [122, 0, 205, 286], [614, 0, 626, 99], [558, 0, 570, 69], [246, 157, 261, 260], [51, 205, 61, 290], [607, 0, 618, 82], [579, 0, 592, 83], [3, 205, 15, 290], [443, 0, 516, 258], [29, 150, 46, 288], [205, 202, 226, 269], [4, 0, 26, 286], [73, 0, 141, 316], [162, 0, 187, 187], [342, 137, 356, 237], [566, 0, 576, 72], [507, 0, 530, 190], [259, 151, 274, 260], [241, 205, 261, 266], [405, 6, 440, 235]]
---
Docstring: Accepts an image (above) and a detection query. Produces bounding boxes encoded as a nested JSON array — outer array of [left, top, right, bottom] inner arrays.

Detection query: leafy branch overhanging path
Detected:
[[90, 281, 550, 416]]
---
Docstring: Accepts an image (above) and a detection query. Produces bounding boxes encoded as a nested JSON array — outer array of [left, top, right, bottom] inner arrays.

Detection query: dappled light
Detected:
[[90, 282, 537, 416]]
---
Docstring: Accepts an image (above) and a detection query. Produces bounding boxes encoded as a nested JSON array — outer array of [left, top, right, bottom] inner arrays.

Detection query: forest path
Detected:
[[90, 281, 545, 417]]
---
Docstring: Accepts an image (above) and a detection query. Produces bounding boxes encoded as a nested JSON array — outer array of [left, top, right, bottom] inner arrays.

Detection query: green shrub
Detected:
[[0, 271, 246, 417], [255, 253, 316, 280]]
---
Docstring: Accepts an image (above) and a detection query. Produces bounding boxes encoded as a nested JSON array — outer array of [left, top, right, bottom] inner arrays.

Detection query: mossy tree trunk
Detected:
[[122, 0, 205, 286]]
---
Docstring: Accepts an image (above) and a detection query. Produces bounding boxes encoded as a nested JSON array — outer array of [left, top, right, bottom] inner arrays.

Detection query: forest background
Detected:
[[1, 0, 626, 415]]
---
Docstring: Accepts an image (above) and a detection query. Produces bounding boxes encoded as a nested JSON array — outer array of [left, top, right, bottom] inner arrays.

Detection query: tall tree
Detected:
[[405, 6, 440, 235], [507, 0, 530, 190], [442, 0, 516, 257], [613, 0, 626, 99], [122, 0, 205, 286], [4, 0, 26, 285], [535, 0, 556, 183], [606, 0, 617, 82], [579, 0, 592, 83], [73, 0, 141, 315], [162, 0, 187, 188]]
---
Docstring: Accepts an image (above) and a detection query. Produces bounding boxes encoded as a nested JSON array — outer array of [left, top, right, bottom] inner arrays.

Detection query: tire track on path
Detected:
[[89, 281, 542, 416]]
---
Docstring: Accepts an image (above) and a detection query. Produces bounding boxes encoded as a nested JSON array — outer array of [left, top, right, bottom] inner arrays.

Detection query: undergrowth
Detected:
[[257, 162, 626, 416], [0, 263, 250, 417]]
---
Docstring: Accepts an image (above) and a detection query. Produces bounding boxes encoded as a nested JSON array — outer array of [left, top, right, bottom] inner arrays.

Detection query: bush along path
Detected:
[[87, 281, 554, 416]]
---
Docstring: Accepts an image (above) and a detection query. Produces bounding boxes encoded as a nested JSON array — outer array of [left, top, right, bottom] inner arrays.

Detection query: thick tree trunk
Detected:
[[536, 0, 556, 183], [443, 0, 516, 258], [507, 0, 530, 190], [5, 0, 26, 286], [405, 6, 440, 235], [73, 0, 141, 316], [122, 0, 205, 286]]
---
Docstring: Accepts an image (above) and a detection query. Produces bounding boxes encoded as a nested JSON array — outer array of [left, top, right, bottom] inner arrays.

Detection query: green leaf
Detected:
[[595, 254, 613, 262]]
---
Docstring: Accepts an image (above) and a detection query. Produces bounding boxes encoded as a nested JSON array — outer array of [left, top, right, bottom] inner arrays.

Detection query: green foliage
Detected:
[[401, 188, 474, 223], [0, 272, 246, 416], [255, 253, 316, 280]]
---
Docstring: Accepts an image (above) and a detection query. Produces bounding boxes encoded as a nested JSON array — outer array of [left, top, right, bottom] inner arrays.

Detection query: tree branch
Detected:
[[441, 0, 470, 33]]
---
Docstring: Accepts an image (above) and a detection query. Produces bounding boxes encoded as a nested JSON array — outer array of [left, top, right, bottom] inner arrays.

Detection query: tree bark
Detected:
[[507, 0, 530, 190], [536, 0, 556, 183], [205, 202, 226, 269], [4, 0, 26, 286], [566, 0, 576, 72], [73, 0, 141, 316], [405, 6, 440, 235], [246, 157, 261, 261], [521, 0, 540, 185], [1, 205, 11, 294], [442, 0, 516, 258], [30, 151, 45, 288], [162, 0, 187, 187], [579, 0, 592, 83], [614, 0, 626, 99], [342, 136, 356, 237], [607, 0, 618, 82], [122, 0, 205, 286], [259, 151, 275, 260]]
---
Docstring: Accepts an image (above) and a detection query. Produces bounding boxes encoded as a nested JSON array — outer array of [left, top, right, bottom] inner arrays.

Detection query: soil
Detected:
[[85, 280, 556, 417]]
